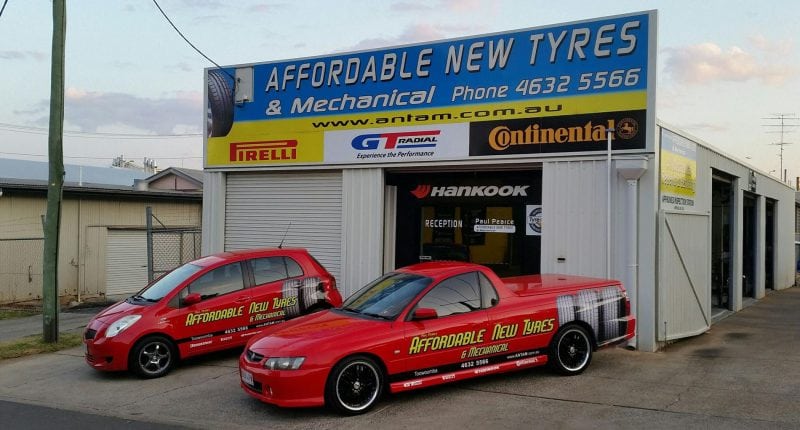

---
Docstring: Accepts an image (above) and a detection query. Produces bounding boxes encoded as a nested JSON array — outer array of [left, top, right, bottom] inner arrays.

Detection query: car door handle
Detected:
[[235, 296, 252, 303]]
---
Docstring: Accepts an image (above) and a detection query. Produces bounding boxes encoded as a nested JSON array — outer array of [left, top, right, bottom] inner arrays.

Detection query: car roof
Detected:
[[191, 248, 308, 267], [395, 261, 484, 278]]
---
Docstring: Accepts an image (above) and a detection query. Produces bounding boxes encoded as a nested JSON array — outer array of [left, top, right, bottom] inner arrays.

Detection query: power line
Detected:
[[0, 151, 202, 160], [0, 122, 201, 139], [151, 0, 234, 80], [0, 0, 9, 19]]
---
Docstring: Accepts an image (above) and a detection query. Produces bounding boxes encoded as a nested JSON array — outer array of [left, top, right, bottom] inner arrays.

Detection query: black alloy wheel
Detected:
[[550, 325, 593, 375], [326, 355, 384, 415]]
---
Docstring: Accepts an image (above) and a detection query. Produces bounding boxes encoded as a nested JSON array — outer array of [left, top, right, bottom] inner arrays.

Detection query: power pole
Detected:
[[763, 113, 797, 183], [43, 0, 66, 343]]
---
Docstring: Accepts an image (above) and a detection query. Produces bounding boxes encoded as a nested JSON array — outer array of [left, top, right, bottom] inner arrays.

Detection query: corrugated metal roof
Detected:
[[0, 158, 149, 186]]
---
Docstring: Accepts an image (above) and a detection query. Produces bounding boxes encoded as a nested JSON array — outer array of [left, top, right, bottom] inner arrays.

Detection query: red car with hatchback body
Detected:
[[84, 248, 342, 378], [239, 261, 635, 414]]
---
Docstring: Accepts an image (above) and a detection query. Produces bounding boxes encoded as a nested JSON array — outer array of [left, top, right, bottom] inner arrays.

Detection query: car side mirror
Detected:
[[183, 293, 201, 306], [412, 307, 438, 321]]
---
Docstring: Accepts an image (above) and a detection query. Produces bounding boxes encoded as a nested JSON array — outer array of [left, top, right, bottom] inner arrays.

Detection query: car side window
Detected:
[[252, 256, 304, 285], [189, 262, 244, 299], [478, 272, 499, 308], [285, 257, 303, 278], [416, 272, 481, 318]]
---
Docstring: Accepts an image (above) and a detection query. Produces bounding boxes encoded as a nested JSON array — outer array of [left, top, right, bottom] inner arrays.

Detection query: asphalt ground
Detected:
[[0, 288, 798, 429]]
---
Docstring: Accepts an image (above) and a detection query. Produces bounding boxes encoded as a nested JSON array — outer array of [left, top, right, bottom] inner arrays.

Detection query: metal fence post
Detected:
[[146, 206, 153, 282]]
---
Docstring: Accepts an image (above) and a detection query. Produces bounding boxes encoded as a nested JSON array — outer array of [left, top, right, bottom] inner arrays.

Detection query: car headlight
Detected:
[[264, 357, 305, 370], [105, 315, 142, 338]]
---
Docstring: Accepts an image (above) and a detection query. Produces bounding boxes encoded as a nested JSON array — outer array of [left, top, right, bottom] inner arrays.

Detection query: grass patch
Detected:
[[0, 332, 83, 360], [0, 309, 39, 320]]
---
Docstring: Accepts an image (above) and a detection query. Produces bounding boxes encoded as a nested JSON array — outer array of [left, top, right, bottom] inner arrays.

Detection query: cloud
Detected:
[[343, 22, 480, 52], [392, 0, 484, 13], [246, 3, 289, 13], [390, 1, 434, 11], [681, 122, 730, 133], [663, 39, 795, 86], [15, 89, 203, 135], [0, 51, 46, 61]]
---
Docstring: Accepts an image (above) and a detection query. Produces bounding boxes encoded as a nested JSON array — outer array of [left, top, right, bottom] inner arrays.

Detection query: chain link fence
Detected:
[[146, 207, 201, 282]]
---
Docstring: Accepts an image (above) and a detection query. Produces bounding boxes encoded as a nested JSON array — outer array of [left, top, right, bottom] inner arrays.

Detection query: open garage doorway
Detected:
[[711, 172, 734, 312], [742, 193, 757, 299], [765, 198, 776, 290]]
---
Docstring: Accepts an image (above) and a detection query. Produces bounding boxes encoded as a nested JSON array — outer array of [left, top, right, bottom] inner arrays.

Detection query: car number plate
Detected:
[[241, 369, 254, 386]]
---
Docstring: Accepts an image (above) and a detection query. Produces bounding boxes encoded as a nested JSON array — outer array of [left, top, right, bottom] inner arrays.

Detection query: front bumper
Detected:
[[238, 354, 329, 408], [83, 323, 130, 372]]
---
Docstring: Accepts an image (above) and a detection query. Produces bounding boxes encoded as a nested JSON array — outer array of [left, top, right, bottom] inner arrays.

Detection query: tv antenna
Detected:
[[763, 113, 797, 182]]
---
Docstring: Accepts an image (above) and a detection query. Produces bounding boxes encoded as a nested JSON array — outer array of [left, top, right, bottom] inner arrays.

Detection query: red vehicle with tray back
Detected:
[[239, 261, 635, 414], [84, 248, 342, 378]]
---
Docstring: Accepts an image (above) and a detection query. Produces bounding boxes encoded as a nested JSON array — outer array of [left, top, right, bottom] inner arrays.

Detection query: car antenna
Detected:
[[278, 222, 292, 249]]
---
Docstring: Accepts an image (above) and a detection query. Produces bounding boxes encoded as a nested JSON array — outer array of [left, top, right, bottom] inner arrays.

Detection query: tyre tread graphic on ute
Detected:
[[600, 286, 621, 342], [575, 289, 599, 336], [556, 294, 576, 327], [207, 69, 234, 137]]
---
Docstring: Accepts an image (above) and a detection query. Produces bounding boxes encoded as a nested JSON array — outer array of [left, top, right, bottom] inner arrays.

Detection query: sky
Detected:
[[0, 0, 798, 183]]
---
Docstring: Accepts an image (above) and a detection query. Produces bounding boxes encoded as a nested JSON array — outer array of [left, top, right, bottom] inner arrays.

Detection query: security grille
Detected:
[[146, 207, 202, 282]]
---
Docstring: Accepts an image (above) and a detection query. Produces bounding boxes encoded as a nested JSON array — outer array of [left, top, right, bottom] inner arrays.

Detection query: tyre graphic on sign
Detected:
[[207, 69, 234, 137]]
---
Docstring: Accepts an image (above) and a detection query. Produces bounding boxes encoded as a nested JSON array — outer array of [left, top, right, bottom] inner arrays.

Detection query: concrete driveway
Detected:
[[0, 288, 798, 429]]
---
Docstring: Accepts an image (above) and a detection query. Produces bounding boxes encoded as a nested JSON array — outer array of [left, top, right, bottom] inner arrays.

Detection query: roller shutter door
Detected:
[[225, 172, 343, 282], [106, 230, 148, 297]]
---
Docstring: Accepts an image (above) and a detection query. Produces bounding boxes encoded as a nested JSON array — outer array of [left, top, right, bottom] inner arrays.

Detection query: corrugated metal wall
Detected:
[[541, 160, 612, 277], [0, 193, 201, 303], [341, 168, 384, 298], [224, 171, 344, 283]]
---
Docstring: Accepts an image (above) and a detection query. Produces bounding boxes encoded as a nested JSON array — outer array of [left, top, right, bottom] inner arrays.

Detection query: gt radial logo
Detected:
[[411, 184, 529, 199], [230, 140, 298, 162], [352, 130, 440, 150]]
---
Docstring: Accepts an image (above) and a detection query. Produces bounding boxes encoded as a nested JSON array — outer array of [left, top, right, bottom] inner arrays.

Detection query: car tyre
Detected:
[[549, 324, 593, 376], [130, 335, 177, 379], [325, 355, 384, 415]]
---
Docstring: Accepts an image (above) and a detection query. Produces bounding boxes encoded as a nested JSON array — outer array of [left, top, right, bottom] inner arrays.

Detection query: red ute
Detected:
[[83, 248, 342, 378], [239, 262, 635, 414]]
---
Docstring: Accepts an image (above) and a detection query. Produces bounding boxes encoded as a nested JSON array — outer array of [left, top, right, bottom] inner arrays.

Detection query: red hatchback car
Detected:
[[84, 248, 342, 378]]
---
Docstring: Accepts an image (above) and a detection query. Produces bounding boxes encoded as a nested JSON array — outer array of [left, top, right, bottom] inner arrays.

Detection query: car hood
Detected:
[[247, 309, 390, 355], [91, 300, 147, 325]]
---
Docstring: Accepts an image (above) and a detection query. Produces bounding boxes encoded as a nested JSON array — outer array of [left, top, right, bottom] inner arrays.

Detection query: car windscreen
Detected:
[[136, 263, 204, 302], [341, 272, 432, 320]]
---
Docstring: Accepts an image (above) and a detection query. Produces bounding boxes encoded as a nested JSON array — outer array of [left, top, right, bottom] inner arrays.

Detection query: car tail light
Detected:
[[318, 277, 335, 293]]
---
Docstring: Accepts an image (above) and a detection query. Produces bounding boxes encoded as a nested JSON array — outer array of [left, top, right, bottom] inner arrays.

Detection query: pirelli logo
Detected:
[[230, 140, 298, 162]]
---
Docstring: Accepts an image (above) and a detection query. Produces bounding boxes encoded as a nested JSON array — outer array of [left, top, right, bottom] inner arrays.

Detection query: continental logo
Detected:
[[230, 140, 298, 162], [487, 120, 619, 151]]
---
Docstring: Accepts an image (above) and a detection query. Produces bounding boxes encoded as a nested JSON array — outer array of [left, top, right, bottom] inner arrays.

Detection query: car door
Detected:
[[402, 272, 490, 380], [246, 256, 304, 328], [167, 261, 250, 356]]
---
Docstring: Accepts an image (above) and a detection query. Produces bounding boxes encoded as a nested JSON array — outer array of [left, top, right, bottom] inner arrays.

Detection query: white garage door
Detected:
[[106, 229, 149, 298], [225, 171, 343, 282]]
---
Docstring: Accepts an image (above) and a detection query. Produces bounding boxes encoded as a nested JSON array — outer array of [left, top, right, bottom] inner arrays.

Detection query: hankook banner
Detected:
[[206, 11, 656, 168]]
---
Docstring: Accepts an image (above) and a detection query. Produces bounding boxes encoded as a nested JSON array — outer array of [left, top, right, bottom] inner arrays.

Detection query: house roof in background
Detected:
[[0, 158, 149, 187], [143, 167, 203, 186]]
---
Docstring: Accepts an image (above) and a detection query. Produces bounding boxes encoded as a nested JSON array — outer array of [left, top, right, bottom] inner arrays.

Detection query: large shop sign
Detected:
[[206, 11, 656, 168]]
